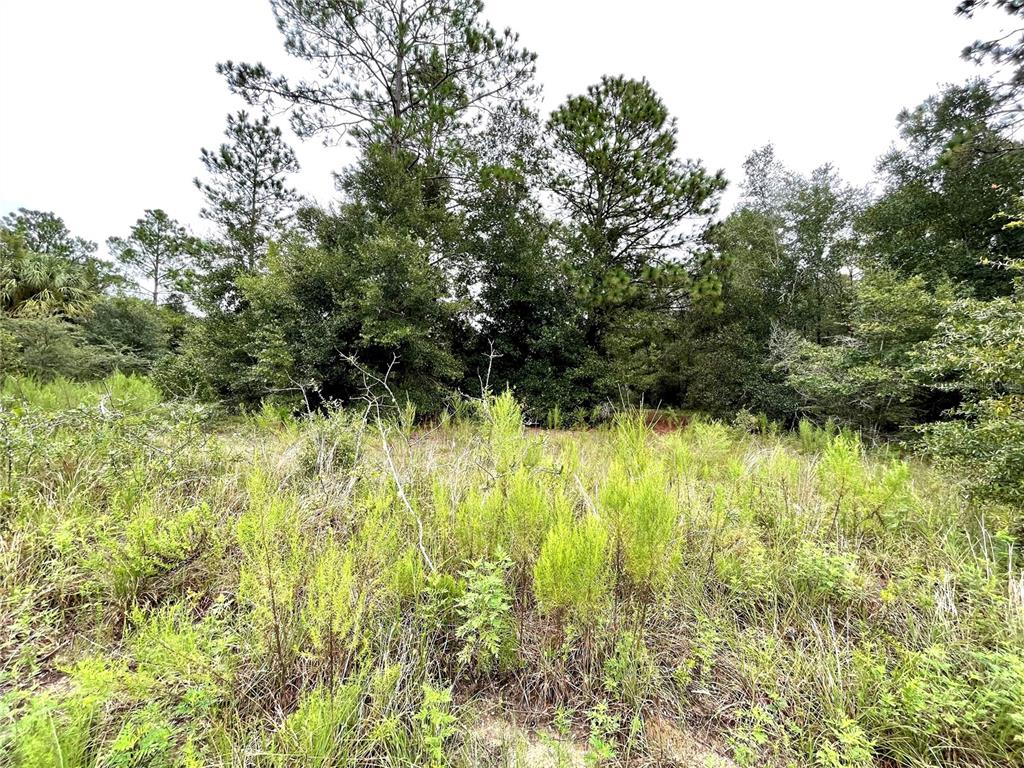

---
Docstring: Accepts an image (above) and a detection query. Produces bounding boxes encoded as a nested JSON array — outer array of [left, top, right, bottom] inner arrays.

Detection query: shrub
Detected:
[[297, 407, 362, 478], [484, 390, 526, 475], [916, 286, 1024, 505], [82, 297, 170, 374], [1, 370, 162, 413], [126, 600, 235, 720], [798, 418, 833, 453], [852, 644, 1024, 765], [817, 432, 867, 537], [814, 717, 874, 768], [3, 658, 124, 768], [236, 471, 309, 681], [533, 514, 610, 619], [502, 468, 569, 573], [104, 705, 176, 768], [82, 498, 212, 615], [248, 398, 297, 432], [450, 489, 504, 563], [788, 541, 865, 607], [301, 539, 366, 671], [0, 317, 102, 381], [600, 460, 679, 595], [714, 526, 774, 603], [413, 684, 458, 768], [602, 633, 657, 708], [4, 690, 102, 768]]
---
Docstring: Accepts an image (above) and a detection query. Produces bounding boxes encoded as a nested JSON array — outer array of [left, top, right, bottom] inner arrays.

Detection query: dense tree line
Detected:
[[2, 0, 1021, 501]]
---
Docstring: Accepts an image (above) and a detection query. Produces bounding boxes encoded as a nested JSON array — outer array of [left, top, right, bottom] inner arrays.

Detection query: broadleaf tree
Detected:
[[859, 81, 1024, 298]]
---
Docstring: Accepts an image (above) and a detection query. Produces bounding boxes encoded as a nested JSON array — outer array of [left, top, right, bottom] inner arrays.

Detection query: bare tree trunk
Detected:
[[389, 0, 407, 153], [153, 253, 160, 305]]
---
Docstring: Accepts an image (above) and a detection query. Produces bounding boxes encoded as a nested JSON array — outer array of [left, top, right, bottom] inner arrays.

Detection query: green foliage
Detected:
[[6, 3, 1024, 765], [195, 111, 300, 278], [236, 471, 309, 674], [680, 146, 866, 420], [533, 514, 610, 618], [2, 208, 97, 267], [4, 660, 118, 768], [813, 717, 874, 768], [916, 281, 1024, 503], [301, 540, 365, 664], [2, 380, 1022, 766], [107, 209, 201, 306], [584, 701, 621, 766], [413, 684, 458, 768], [0, 231, 154, 379], [547, 75, 726, 401], [462, 107, 589, 417], [191, 225, 464, 413], [455, 557, 515, 672], [81, 297, 171, 374], [1, 209, 122, 321], [797, 418, 833, 453], [84, 497, 212, 613], [1, 229, 94, 319], [775, 271, 956, 432], [956, 2, 1024, 109], [738, 144, 864, 344], [3, 14, 1020, 448], [0, 317, 98, 379], [1, 659, 194, 768], [600, 428, 678, 595], [852, 644, 1024, 765], [788, 542, 865, 607], [548, 75, 725, 283], [220, 0, 536, 154], [714, 525, 774, 603], [502, 467, 571, 571], [272, 684, 362, 767], [126, 600, 235, 720], [297, 407, 362, 478], [484, 389, 527, 475], [1, 370, 162, 412], [859, 81, 1024, 298], [602, 633, 657, 708], [104, 706, 175, 768]]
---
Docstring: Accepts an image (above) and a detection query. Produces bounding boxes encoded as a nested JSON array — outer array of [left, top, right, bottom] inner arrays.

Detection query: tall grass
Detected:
[[1, 375, 1021, 767], [1, 371, 162, 413]]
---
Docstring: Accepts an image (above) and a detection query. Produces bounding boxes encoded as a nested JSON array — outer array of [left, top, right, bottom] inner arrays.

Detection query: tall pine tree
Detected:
[[195, 112, 300, 274], [107, 210, 196, 306]]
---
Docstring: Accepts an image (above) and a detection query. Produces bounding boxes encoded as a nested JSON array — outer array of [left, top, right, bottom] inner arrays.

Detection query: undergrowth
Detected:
[[1, 377, 1021, 767]]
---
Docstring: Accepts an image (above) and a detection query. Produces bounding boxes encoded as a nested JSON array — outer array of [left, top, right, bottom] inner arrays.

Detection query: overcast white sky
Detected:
[[0, 1, 1009, 251]]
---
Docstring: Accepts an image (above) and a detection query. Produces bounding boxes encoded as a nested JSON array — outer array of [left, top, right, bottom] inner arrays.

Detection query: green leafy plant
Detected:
[[455, 557, 516, 672], [413, 684, 458, 768]]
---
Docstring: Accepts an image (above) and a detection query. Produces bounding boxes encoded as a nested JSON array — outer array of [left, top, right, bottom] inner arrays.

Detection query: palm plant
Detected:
[[1, 232, 93, 318]]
